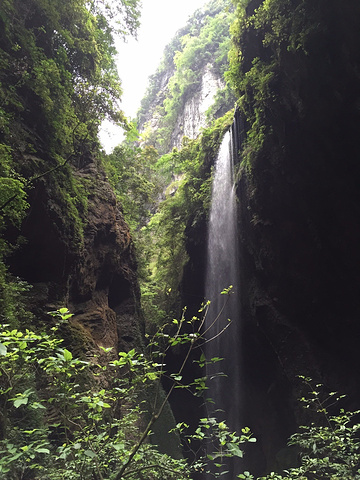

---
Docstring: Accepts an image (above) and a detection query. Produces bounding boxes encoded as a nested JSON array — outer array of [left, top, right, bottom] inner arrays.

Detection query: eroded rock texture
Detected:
[[9, 155, 143, 356], [170, 66, 225, 149]]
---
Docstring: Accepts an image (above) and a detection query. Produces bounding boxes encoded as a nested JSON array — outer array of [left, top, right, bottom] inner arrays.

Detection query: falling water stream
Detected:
[[205, 128, 241, 478]]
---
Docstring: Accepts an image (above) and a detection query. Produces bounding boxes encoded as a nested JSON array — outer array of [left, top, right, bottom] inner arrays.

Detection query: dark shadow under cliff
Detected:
[[181, 0, 360, 475]]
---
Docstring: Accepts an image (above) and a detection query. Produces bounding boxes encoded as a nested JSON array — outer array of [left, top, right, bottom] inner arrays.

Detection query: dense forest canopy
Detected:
[[0, 0, 140, 157]]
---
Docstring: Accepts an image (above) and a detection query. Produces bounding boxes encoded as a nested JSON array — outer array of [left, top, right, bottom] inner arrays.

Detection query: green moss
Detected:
[[55, 168, 93, 249], [138, 110, 234, 328], [227, 0, 324, 174]]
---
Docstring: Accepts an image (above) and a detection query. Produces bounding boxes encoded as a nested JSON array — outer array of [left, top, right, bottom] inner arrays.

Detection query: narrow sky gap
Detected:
[[99, 0, 209, 151]]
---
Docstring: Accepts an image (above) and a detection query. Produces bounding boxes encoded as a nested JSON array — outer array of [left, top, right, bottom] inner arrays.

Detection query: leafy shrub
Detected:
[[0, 303, 251, 479], [255, 377, 360, 480]]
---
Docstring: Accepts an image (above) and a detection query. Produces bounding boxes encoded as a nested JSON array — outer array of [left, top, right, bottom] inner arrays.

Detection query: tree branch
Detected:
[[114, 331, 196, 480]]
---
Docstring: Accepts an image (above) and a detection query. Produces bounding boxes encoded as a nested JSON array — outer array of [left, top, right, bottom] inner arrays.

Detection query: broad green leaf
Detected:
[[226, 442, 243, 457], [14, 397, 29, 408], [30, 402, 46, 410], [63, 349, 73, 361], [7, 452, 22, 462], [0, 342, 7, 356], [99, 346, 113, 353], [211, 357, 223, 363], [113, 442, 125, 452], [84, 449, 96, 458], [35, 447, 50, 454]]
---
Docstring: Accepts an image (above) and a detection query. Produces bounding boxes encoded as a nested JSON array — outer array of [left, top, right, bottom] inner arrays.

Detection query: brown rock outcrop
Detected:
[[9, 155, 143, 356]]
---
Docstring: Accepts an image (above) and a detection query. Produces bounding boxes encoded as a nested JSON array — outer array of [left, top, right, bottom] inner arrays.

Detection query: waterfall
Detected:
[[205, 128, 241, 478]]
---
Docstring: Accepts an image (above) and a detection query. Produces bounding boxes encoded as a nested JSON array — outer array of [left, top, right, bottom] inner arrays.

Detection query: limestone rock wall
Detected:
[[171, 66, 225, 148], [9, 155, 143, 357], [138, 64, 227, 154], [235, 0, 360, 473]]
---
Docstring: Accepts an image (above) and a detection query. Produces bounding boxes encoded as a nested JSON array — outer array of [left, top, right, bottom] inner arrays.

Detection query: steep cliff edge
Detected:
[[137, 0, 234, 153], [170, 65, 225, 148], [227, 0, 360, 472], [0, 0, 144, 354], [7, 155, 143, 355]]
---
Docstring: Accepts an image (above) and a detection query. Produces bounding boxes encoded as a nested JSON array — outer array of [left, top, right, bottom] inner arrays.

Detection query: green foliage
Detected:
[[137, 0, 235, 154], [139, 190, 189, 324], [226, 0, 323, 169], [177, 419, 255, 467], [0, 304, 252, 479], [1, 303, 360, 480], [0, 0, 139, 158], [0, 275, 32, 329], [286, 377, 360, 479], [257, 377, 360, 480], [0, 143, 31, 331], [0, 144, 28, 241], [104, 141, 165, 232], [4, 310, 359, 480], [205, 83, 237, 122], [138, 112, 234, 327], [0, 177, 28, 228], [0, 0, 141, 240]]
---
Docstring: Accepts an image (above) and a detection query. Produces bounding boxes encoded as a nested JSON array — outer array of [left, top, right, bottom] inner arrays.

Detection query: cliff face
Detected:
[[139, 65, 224, 151], [0, 0, 144, 357], [170, 65, 225, 148], [71, 160, 143, 354], [8, 155, 143, 356], [180, 0, 360, 473], [231, 0, 360, 472], [137, 0, 234, 154]]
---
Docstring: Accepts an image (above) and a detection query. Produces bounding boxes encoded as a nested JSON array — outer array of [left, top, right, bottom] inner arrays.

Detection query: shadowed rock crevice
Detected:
[[7, 155, 143, 356]]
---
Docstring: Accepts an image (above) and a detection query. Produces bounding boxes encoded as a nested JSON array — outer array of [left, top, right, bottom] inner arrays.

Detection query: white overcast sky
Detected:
[[99, 0, 209, 151]]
